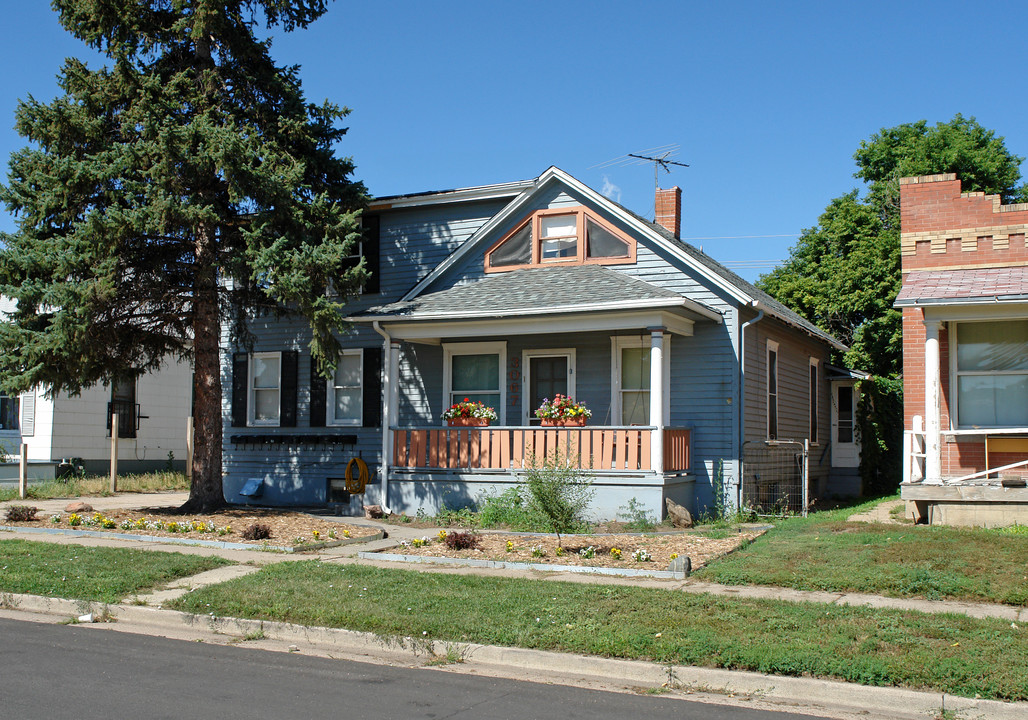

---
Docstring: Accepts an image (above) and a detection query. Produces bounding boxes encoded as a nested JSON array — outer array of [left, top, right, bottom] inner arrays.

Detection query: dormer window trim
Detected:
[[484, 206, 637, 273]]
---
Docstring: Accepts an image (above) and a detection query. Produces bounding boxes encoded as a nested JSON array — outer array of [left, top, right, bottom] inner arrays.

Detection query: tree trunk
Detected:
[[181, 223, 225, 513]]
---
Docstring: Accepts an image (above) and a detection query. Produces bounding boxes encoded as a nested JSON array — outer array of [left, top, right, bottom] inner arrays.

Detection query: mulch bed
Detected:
[[5, 506, 378, 547], [393, 529, 765, 570]]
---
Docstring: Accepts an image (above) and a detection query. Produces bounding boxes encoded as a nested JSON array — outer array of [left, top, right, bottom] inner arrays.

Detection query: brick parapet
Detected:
[[900, 174, 1028, 271]]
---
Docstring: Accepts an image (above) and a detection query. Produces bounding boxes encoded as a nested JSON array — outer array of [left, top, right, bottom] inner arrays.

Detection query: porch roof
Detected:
[[896, 266, 1028, 306], [353, 265, 722, 324]]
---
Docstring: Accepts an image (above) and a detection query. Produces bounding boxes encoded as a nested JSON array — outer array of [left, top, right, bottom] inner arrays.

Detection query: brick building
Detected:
[[897, 173, 1028, 526]]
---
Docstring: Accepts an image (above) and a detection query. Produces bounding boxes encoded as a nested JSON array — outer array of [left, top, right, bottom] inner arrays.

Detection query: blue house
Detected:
[[222, 167, 857, 518]]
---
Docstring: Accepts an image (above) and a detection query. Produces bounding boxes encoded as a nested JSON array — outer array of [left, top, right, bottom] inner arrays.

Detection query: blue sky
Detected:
[[2, 1, 1027, 281]]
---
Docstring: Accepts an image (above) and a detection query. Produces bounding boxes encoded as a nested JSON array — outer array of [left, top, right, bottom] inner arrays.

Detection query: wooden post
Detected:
[[110, 413, 119, 493], [185, 416, 194, 480], [18, 443, 27, 499]]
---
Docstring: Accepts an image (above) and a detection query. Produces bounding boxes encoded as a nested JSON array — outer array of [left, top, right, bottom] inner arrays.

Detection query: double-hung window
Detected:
[[249, 352, 281, 426], [0, 394, 18, 431], [443, 342, 506, 423], [767, 341, 779, 440], [612, 336, 670, 426], [328, 350, 363, 426], [485, 207, 635, 271], [954, 320, 1028, 427]]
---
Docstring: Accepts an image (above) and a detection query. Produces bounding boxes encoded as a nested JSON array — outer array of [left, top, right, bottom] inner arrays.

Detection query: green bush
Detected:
[[477, 486, 545, 530], [523, 451, 594, 546]]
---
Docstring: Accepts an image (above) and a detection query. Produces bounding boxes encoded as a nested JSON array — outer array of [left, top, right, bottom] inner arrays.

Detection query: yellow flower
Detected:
[[670, 552, 679, 560]]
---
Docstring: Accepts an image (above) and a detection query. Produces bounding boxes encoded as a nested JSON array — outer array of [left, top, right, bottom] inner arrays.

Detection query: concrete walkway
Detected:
[[847, 498, 905, 524]]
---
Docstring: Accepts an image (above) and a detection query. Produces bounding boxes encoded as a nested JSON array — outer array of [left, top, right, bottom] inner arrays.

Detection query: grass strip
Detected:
[[696, 497, 1028, 606], [170, 561, 1028, 701], [0, 539, 229, 603], [0, 471, 188, 503]]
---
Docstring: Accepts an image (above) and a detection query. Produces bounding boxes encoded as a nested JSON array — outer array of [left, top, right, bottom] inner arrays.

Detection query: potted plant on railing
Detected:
[[443, 399, 498, 427], [535, 394, 592, 426]]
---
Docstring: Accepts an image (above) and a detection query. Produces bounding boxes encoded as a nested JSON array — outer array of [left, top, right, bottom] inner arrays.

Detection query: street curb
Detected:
[[358, 551, 687, 579], [0, 525, 383, 553], [3, 591, 1026, 720]]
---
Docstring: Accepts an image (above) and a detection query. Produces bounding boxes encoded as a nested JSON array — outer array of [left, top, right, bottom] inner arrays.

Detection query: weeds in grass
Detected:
[[0, 471, 188, 503]]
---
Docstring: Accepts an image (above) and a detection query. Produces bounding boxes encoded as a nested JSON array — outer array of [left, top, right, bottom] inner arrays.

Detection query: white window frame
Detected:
[[522, 348, 577, 425], [951, 319, 1028, 429], [327, 348, 364, 427], [248, 351, 282, 427], [767, 340, 779, 440], [442, 341, 507, 425], [809, 357, 819, 445], [610, 335, 671, 426]]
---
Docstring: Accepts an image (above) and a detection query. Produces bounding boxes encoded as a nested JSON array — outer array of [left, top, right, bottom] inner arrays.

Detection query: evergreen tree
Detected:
[[0, 1, 367, 511], [759, 115, 1025, 493]]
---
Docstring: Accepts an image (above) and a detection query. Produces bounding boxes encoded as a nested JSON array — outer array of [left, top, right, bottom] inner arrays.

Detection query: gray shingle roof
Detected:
[[358, 264, 698, 319]]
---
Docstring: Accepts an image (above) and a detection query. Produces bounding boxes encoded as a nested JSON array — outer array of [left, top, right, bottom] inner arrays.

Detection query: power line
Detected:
[[682, 233, 797, 241]]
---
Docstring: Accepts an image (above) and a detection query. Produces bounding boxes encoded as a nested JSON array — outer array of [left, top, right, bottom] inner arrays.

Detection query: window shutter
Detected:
[[20, 391, 34, 437], [363, 214, 380, 294], [280, 350, 298, 427], [231, 353, 248, 427], [309, 354, 326, 428], [363, 347, 383, 427]]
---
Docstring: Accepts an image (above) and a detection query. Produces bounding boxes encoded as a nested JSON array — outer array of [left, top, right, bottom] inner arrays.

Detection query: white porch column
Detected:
[[923, 320, 943, 484], [649, 328, 664, 473]]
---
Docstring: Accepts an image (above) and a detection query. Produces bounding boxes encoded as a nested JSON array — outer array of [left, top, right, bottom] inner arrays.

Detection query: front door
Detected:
[[523, 350, 575, 424], [831, 382, 860, 467]]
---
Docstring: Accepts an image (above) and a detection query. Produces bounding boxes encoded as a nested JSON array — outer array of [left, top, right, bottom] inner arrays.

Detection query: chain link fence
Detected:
[[741, 439, 809, 516]]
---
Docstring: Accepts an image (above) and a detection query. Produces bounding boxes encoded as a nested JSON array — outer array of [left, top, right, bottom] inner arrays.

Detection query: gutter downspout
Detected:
[[372, 321, 392, 514], [738, 301, 764, 511]]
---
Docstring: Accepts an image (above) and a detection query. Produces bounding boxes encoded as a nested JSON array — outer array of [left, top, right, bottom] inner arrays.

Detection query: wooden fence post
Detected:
[[19, 443, 27, 499], [110, 413, 119, 493], [186, 416, 194, 480]]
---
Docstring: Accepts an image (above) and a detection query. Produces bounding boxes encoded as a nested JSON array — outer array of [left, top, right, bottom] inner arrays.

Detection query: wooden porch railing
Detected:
[[392, 426, 690, 473]]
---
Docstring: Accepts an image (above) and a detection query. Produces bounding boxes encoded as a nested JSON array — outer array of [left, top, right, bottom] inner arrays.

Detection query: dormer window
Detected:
[[485, 206, 635, 272]]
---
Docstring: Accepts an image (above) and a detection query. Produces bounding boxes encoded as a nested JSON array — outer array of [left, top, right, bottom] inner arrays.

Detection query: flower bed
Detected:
[[6, 507, 378, 548], [388, 528, 764, 570]]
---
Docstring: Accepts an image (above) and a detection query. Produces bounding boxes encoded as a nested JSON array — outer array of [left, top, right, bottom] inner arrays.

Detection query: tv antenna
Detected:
[[590, 144, 689, 217]]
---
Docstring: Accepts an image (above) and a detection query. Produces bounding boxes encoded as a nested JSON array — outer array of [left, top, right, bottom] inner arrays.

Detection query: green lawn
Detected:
[[0, 539, 229, 603], [169, 561, 1028, 701], [0, 471, 188, 503], [696, 498, 1028, 605]]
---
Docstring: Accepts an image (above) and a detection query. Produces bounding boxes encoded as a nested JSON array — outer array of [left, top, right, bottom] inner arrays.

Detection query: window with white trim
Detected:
[[442, 342, 506, 423], [248, 352, 281, 426], [767, 340, 779, 440], [809, 358, 819, 444], [328, 349, 363, 426], [611, 336, 670, 426], [954, 320, 1028, 428], [485, 207, 634, 272]]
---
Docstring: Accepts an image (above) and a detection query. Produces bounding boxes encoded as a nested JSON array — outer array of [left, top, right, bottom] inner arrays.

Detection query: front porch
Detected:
[[387, 425, 693, 518]]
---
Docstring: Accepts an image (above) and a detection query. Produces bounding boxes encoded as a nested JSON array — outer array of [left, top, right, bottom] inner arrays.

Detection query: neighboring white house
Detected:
[[0, 297, 193, 475]]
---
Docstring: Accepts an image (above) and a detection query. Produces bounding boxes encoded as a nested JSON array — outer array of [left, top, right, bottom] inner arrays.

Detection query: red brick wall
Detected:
[[900, 174, 1028, 272], [655, 187, 681, 239]]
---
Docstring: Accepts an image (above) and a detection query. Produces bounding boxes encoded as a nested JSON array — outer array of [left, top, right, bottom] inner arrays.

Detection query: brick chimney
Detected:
[[655, 186, 682, 239]]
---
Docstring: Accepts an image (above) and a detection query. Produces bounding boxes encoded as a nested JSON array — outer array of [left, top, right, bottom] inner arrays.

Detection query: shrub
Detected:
[[617, 498, 656, 531], [523, 451, 594, 547], [443, 531, 481, 551], [241, 523, 271, 541], [4, 505, 38, 522]]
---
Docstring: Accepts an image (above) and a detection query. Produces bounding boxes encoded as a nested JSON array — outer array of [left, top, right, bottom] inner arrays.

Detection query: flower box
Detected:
[[447, 417, 490, 427]]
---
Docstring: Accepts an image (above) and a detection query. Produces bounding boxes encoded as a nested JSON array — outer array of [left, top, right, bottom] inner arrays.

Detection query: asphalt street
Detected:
[[0, 617, 829, 720]]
